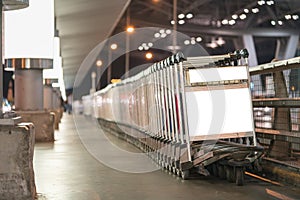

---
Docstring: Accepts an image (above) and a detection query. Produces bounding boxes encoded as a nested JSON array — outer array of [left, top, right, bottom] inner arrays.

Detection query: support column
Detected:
[[284, 35, 299, 59], [15, 69, 43, 110], [242, 34, 258, 67], [6, 58, 55, 142]]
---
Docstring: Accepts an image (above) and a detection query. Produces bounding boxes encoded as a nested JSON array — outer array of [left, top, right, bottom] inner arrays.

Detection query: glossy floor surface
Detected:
[[34, 114, 300, 200]]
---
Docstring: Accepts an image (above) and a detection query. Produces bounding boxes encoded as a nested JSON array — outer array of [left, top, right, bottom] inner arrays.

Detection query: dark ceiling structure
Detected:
[[55, 0, 300, 95]]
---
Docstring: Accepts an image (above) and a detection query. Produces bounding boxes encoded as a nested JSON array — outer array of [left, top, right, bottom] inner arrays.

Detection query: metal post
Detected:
[[108, 47, 112, 84], [0, 1, 3, 115], [125, 8, 130, 79], [172, 0, 177, 54]]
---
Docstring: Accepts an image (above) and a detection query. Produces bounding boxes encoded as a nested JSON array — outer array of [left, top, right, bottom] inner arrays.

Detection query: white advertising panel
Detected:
[[5, 0, 54, 59], [189, 66, 248, 84], [186, 88, 254, 138]]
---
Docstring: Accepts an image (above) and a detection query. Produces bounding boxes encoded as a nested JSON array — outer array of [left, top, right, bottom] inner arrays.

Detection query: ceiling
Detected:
[[55, 0, 300, 91], [54, 0, 130, 89]]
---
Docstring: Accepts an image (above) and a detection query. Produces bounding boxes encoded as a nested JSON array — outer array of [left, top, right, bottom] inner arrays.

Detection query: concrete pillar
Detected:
[[43, 85, 53, 110], [6, 58, 55, 142], [15, 69, 43, 110]]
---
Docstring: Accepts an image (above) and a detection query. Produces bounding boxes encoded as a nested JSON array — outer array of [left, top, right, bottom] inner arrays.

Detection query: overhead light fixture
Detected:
[[229, 19, 236, 25], [285, 14, 292, 20], [166, 29, 172, 34], [161, 33, 167, 38], [154, 33, 160, 38], [258, 0, 265, 6], [278, 20, 283, 25], [159, 29, 165, 34], [266, 0, 274, 5], [178, 19, 185, 25], [216, 37, 225, 46], [138, 46, 143, 51], [222, 19, 229, 25], [184, 40, 190, 45], [148, 42, 153, 47], [96, 60, 103, 67], [206, 42, 218, 49], [145, 52, 153, 60], [232, 14, 238, 19], [126, 26, 135, 33], [271, 20, 276, 25], [252, 8, 259, 13], [196, 37, 202, 42], [170, 20, 175, 25], [244, 9, 249, 13], [239, 14, 247, 20], [110, 43, 118, 50], [178, 14, 185, 19], [292, 15, 299, 20], [186, 13, 193, 19]]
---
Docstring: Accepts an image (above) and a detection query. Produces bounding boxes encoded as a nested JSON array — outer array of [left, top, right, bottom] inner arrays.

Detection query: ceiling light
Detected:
[[178, 19, 185, 25], [271, 20, 276, 25], [292, 15, 299, 20], [239, 14, 247, 20], [144, 46, 150, 50], [161, 33, 167, 38], [222, 19, 229, 25], [232, 14, 238, 19], [110, 43, 118, 50], [258, 0, 265, 6], [159, 29, 165, 34], [206, 42, 218, 48], [145, 52, 153, 59], [278, 20, 283, 25], [138, 46, 143, 51], [178, 14, 185, 19], [196, 37, 202, 42], [142, 43, 147, 47], [154, 33, 160, 38], [285, 14, 292, 20], [184, 40, 190, 45], [171, 20, 175, 25], [266, 0, 274, 5], [252, 8, 259, 13], [166, 29, 172, 34], [148, 42, 153, 47], [216, 37, 225, 46], [96, 60, 103, 67], [229, 19, 236, 25], [186, 13, 193, 19], [244, 9, 249, 13], [126, 26, 135, 33], [191, 40, 196, 45]]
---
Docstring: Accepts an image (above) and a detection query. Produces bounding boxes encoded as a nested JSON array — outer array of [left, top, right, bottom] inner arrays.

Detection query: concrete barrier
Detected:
[[0, 123, 36, 200], [16, 110, 55, 142]]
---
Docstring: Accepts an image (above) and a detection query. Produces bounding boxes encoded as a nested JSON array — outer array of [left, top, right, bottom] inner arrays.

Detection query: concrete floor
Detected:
[[34, 114, 300, 200]]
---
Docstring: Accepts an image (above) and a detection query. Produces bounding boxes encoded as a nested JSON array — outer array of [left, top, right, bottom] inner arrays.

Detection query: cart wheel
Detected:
[[225, 166, 234, 182], [235, 167, 244, 186], [212, 164, 218, 177], [176, 168, 181, 176], [181, 170, 190, 180], [168, 165, 172, 171], [218, 164, 226, 179]]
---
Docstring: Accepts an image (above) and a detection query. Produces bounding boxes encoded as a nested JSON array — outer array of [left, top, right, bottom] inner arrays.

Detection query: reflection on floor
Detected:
[[34, 114, 300, 200]]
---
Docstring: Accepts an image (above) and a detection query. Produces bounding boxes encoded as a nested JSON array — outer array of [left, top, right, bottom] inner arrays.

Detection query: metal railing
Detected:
[[250, 57, 300, 161]]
